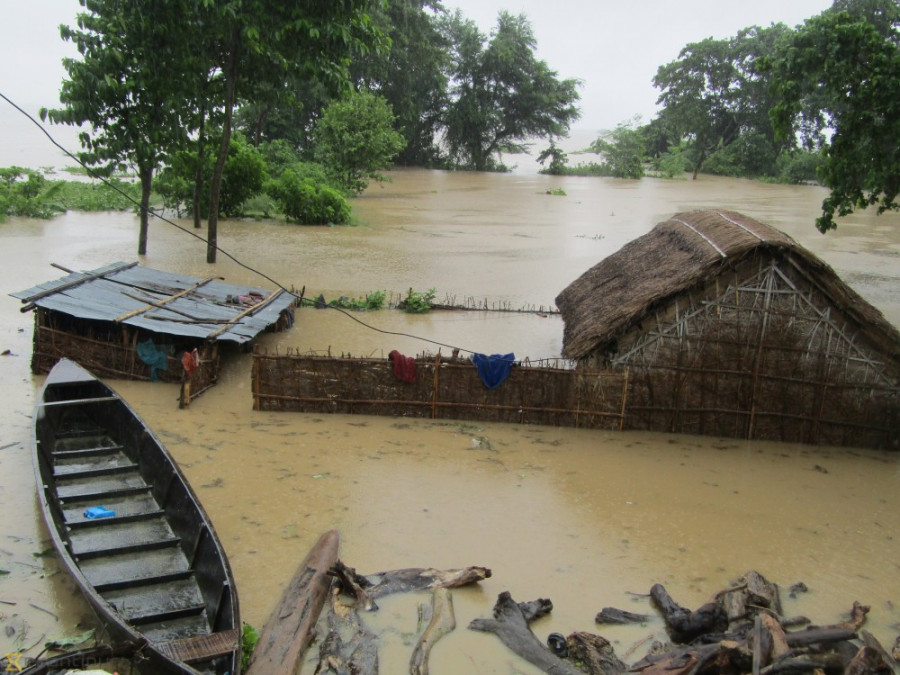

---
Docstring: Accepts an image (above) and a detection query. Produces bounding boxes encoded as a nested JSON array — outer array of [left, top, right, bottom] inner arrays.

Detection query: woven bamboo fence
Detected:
[[252, 349, 628, 430], [252, 346, 897, 449]]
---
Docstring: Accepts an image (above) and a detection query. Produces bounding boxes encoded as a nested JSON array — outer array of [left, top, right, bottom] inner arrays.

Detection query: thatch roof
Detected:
[[11, 261, 295, 345], [555, 210, 900, 362]]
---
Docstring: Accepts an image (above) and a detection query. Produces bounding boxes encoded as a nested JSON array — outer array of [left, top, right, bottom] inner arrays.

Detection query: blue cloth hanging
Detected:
[[472, 353, 515, 389], [137, 338, 169, 381]]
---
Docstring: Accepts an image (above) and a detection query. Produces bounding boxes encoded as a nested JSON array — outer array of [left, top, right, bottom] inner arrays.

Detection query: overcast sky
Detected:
[[1, 0, 834, 133]]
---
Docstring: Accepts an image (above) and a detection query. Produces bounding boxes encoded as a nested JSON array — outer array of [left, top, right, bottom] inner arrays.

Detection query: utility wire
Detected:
[[0, 90, 497, 356]]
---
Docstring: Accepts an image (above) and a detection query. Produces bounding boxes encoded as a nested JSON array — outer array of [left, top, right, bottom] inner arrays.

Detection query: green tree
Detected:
[[197, 1, 387, 261], [156, 134, 266, 218], [589, 120, 646, 179], [42, 0, 196, 255], [351, 0, 449, 165], [537, 143, 568, 175], [441, 10, 580, 171], [312, 89, 406, 194], [767, 7, 900, 231], [653, 24, 790, 179]]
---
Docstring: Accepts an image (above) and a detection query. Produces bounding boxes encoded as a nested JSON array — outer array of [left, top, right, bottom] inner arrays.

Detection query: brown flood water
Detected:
[[1, 164, 899, 673]]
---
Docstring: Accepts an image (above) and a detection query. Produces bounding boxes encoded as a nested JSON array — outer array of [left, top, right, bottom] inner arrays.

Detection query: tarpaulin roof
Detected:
[[10, 261, 295, 345]]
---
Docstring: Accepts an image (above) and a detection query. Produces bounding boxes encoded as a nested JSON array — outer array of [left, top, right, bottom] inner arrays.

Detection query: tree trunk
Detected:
[[137, 165, 153, 256], [193, 108, 206, 230], [207, 30, 239, 263]]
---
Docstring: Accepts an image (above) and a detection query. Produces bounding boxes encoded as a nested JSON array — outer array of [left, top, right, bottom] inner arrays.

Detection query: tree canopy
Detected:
[[767, 3, 900, 231], [441, 10, 581, 171], [652, 24, 791, 180], [43, 0, 199, 255], [312, 89, 406, 194]]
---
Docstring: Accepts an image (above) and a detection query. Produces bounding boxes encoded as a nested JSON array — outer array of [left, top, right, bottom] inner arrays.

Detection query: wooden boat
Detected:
[[32, 359, 241, 674]]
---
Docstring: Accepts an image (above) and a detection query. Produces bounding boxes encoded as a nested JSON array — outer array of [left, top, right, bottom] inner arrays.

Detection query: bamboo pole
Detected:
[[114, 277, 219, 322], [206, 289, 286, 339]]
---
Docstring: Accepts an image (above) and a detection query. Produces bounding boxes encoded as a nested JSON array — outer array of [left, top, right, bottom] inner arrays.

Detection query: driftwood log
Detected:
[[314, 589, 379, 675], [314, 562, 490, 674], [468, 591, 583, 675], [330, 560, 491, 611], [246, 529, 340, 675], [650, 582, 728, 643], [627, 571, 898, 675], [409, 587, 455, 675], [565, 631, 629, 675], [594, 606, 651, 625]]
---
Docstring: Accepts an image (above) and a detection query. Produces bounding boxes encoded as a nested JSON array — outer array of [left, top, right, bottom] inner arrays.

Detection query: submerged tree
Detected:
[[351, 0, 449, 165], [312, 89, 406, 194], [653, 24, 791, 179], [195, 0, 387, 261], [43, 0, 197, 255], [590, 119, 647, 179], [441, 10, 580, 171], [767, 4, 900, 231]]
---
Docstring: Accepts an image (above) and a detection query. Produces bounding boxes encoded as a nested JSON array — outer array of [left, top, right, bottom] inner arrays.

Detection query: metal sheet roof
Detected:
[[10, 262, 295, 344]]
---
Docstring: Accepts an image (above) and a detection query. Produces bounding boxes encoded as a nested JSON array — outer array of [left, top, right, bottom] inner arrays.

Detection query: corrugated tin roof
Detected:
[[10, 262, 295, 344]]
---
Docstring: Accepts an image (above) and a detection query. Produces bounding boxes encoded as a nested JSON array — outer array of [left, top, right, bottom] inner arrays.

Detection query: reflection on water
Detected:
[[1, 168, 898, 670]]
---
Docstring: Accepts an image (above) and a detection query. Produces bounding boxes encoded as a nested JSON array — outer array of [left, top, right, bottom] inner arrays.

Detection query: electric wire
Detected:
[[0, 89, 513, 357]]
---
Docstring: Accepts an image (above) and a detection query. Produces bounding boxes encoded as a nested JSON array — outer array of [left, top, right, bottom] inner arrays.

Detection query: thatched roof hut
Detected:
[[555, 210, 899, 448]]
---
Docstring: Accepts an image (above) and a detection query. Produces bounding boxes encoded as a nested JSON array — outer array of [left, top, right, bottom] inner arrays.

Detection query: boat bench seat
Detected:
[[156, 629, 241, 664]]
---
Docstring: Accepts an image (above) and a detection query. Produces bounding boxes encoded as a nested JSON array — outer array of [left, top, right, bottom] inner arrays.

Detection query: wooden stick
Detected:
[[410, 588, 456, 675], [206, 289, 285, 339], [114, 277, 219, 322]]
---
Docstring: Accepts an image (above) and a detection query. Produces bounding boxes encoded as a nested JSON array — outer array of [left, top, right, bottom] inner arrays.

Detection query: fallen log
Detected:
[[565, 631, 628, 675], [246, 529, 340, 675], [409, 587, 456, 675], [649, 583, 728, 644], [719, 571, 781, 624], [330, 561, 491, 611], [594, 606, 650, 625], [468, 591, 582, 675]]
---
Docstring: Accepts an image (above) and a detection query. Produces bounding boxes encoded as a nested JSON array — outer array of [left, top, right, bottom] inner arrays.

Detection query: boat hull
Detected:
[[32, 359, 240, 674]]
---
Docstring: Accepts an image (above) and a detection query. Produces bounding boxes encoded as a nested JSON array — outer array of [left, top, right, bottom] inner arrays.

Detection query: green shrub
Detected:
[[241, 623, 259, 671], [327, 290, 386, 311], [0, 167, 65, 219], [776, 149, 823, 184], [156, 133, 266, 218], [264, 167, 351, 225], [403, 287, 436, 314]]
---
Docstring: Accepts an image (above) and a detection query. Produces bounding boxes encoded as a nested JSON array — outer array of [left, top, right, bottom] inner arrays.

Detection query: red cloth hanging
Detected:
[[388, 350, 417, 383]]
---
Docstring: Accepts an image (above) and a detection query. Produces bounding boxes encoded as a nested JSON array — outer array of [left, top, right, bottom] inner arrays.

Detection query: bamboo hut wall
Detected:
[[31, 308, 220, 394], [576, 257, 899, 449]]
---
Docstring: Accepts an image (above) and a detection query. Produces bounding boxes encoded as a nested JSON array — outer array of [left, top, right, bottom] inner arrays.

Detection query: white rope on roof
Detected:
[[672, 218, 727, 258], [717, 211, 765, 241]]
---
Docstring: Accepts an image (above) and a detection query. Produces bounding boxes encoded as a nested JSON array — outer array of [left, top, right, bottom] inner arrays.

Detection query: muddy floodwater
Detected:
[[1, 148, 899, 672]]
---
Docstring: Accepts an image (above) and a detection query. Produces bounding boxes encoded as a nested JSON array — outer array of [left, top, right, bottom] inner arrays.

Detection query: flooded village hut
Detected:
[[11, 261, 296, 403], [555, 210, 900, 449]]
